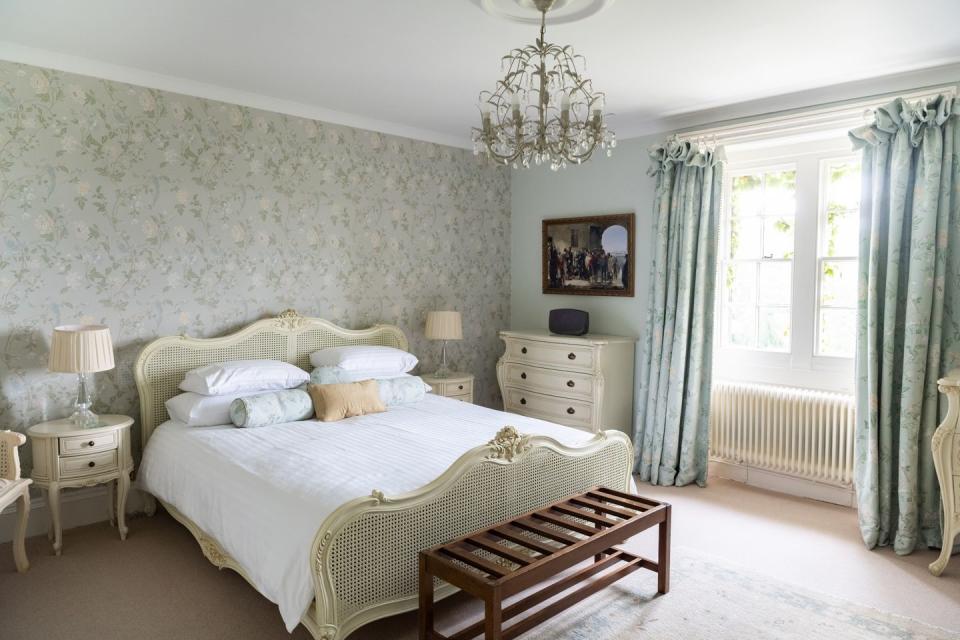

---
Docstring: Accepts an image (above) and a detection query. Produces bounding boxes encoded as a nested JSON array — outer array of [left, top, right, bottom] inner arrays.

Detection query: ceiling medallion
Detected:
[[471, 0, 616, 170]]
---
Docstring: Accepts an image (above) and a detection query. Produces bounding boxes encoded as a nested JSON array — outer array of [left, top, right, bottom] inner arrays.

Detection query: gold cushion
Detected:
[[307, 380, 386, 422]]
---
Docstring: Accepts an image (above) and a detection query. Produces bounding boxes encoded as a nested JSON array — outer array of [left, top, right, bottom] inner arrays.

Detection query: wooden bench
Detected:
[[418, 486, 671, 640]]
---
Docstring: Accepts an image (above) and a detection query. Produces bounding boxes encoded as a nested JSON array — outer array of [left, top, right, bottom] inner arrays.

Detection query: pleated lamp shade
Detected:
[[49, 325, 115, 373], [425, 311, 462, 341]]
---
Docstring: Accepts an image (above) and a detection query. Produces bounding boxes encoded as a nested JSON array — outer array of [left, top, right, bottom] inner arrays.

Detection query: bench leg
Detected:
[[658, 504, 671, 594], [484, 589, 503, 640], [418, 556, 434, 640]]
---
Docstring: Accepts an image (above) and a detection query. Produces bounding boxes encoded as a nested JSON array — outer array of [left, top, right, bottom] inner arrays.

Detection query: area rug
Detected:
[[509, 547, 959, 640]]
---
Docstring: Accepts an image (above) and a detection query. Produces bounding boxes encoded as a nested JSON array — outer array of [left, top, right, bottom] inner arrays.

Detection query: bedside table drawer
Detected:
[[449, 393, 473, 403], [439, 380, 472, 396], [60, 431, 118, 456], [59, 450, 118, 479]]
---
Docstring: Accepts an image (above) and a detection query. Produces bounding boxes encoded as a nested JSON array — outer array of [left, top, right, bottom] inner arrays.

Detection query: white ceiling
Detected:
[[1, 0, 959, 148]]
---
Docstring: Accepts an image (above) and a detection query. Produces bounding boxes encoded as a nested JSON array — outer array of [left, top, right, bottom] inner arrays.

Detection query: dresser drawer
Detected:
[[59, 431, 118, 457], [501, 363, 594, 402], [59, 450, 118, 479], [503, 387, 595, 431], [505, 339, 595, 373]]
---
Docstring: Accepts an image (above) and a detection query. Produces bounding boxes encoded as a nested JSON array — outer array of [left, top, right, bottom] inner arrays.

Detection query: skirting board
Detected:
[[0, 486, 146, 544], [709, 459, 855, 507]]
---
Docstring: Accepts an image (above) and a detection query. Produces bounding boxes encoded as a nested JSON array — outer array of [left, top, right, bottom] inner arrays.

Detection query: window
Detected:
[[716, 137, 861, 391], [816, 158, 861, 358], [722, 167, 796, 352]]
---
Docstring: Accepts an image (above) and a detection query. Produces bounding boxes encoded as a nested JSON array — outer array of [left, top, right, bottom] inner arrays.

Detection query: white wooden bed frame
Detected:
[[134, 310, 634, 640]]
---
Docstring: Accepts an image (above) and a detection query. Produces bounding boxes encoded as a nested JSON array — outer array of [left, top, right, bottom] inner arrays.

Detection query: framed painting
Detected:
[[542, 212, 635, 297]]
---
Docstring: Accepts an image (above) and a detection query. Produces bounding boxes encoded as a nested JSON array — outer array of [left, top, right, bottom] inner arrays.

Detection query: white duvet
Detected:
[[137, 394, 597, 631]]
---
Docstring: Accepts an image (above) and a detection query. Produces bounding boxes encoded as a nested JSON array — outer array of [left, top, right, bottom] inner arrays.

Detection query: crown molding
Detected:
[[0, 41, 473, 150], [616, 61, 960, 140]]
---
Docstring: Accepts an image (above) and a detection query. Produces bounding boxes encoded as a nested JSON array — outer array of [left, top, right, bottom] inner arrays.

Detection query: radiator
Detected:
[[709, 380, 855, 487]]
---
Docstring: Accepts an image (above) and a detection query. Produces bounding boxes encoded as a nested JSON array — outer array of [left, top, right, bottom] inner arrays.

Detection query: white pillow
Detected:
[[179, 359, 309, 396], [166, 391, 261, 427], [309, 346, 417, 376]]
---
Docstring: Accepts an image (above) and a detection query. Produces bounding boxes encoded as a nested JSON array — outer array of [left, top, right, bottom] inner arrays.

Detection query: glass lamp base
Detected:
[[432, 365, 453, 378], [70, 407, 100, 429], [71, 372, 100, 428]]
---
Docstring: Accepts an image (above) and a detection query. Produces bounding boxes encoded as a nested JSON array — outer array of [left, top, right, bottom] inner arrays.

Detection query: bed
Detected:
[[134, 310, 634, 640]]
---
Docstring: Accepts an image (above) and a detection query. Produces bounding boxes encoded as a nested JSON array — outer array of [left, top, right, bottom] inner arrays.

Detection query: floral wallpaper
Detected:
[[0, 61, 510, 471]]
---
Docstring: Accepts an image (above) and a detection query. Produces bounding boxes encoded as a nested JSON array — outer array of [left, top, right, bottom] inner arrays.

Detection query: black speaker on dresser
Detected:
[[548, 309, 589, 336]]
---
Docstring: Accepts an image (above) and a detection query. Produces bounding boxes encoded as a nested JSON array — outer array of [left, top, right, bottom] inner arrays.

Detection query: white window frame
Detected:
[[714, 137, 857, 393]]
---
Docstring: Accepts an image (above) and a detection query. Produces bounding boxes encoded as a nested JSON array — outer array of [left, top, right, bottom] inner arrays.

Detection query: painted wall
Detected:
[[509, 134, 661, 340], [0, 62, 510, 471]]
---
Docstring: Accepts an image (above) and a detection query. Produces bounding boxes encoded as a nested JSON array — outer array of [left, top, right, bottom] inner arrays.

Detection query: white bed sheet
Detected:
[[137, 394, 598, 631]]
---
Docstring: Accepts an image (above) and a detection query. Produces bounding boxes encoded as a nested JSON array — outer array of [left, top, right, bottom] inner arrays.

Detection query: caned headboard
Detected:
[[133, 310, 408, 447]]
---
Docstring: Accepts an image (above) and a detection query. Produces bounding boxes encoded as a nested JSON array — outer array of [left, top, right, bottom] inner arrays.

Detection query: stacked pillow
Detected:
[[166, 347, 431, 429], [165, 360, 310, 427]]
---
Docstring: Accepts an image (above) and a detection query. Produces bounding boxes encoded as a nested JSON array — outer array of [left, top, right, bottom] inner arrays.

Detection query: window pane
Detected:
[[819, 308, 856, 357], [763, 216, 794, 259], [758, 262, 791, 307], [726, 262, 757, 305], [764, 169, 797, 217], [822, 159, 861, 258], [824, 206, 859, 258], [732, 174, 763, 218], [758, 307, 790, 352], [730, 216, 762, 259], [820, 260, 858, 308], [726, 302, 756, 348], [826, 161, 861, 212]]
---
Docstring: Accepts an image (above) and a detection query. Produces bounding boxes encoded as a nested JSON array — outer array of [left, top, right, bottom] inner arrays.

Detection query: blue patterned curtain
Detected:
[[849, 94, 960, 554], [634, 138, 724, 487]]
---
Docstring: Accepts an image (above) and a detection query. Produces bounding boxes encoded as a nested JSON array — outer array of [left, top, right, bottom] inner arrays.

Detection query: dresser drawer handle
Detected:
[[567, 352, 576, 360], [88, 461, 96, 468], [87, 440, 95, 447], [521, 347, 528, 354], [520, 398, 527, 405], [566, 380, 575, 388], [566, 407, 575, 415], [458, 385, 464, 390], [520, 372, 527, 379]]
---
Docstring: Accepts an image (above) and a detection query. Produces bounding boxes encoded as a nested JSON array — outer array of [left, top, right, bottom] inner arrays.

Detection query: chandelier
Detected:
[[472, 0, 616, 170]]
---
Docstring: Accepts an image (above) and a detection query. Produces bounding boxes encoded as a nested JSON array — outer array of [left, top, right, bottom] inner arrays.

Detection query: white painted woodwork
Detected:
[[421, 372, 474, 404], [133, 311, 634, 640], [497, 330, 636, 435], [27, 415, 134, 556], [930, 369, 960, 577]]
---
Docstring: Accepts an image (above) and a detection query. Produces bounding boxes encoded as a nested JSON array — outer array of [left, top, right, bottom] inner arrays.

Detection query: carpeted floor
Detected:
[[1, 479, 958, 639]]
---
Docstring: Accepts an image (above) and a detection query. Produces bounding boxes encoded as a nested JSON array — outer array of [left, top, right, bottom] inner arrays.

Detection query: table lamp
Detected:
[[49, 324, 115, 428], [425, 311, 462, 378]]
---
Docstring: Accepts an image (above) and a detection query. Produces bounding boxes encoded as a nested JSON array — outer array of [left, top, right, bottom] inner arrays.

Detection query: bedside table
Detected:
[[421, 372, 474, 403], [27, 414, 134, 555]]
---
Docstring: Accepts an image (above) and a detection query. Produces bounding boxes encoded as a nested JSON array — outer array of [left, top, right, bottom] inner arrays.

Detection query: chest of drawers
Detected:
[[496, 330, 636, 434]]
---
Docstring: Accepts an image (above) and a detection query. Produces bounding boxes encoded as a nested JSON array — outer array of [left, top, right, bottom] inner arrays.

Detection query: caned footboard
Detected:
[[302, 427, 634, 640]]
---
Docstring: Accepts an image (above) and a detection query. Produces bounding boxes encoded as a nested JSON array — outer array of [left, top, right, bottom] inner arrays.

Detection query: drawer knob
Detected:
[[566, 380, 575, 388], [520, 372, 527, 379], [88, 440, 95, 447], [520, 398, 527, 405], [567, 352, 576, 360], [521, 347, 528, 354], [566, 407, 575, 415], [88, 461, 96, 468], [458, 385, 464, 390]]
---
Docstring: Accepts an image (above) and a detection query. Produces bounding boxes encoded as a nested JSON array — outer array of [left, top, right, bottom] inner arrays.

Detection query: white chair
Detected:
[[0, 430, 31, 572]]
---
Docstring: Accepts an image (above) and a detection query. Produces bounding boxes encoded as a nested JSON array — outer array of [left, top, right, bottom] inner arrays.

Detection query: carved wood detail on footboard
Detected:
[[302, 427, 634, 640]]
